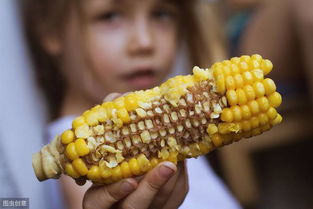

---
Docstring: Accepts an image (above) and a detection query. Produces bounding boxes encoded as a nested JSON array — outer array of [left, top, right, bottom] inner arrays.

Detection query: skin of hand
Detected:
[[82, 93, 189, 209]]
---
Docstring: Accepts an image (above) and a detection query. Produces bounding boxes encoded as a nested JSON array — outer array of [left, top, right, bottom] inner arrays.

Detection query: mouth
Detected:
[[121, 68, 157, 89]]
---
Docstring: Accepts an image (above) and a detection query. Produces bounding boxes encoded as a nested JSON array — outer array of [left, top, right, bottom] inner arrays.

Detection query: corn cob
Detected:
[[32, 54, 282, 185]]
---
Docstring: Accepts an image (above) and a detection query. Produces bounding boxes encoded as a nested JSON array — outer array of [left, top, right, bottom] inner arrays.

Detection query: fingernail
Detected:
[[121, 180, 135, 193], [159, 162, 176, 179]]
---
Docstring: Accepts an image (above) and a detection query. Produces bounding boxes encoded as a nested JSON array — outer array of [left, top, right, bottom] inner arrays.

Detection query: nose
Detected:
[[128, 16, 154, 56]]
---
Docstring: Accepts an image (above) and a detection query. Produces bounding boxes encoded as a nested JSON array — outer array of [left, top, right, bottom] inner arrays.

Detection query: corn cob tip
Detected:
[[32, 152, 46, 181], [32, 136, 63, 181]]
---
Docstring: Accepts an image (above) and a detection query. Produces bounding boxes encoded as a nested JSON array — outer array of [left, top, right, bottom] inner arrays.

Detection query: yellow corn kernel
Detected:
[[258, 113, 269, 126], [117, 108, 130, 123], [270, 114, 282, 125], [240, 55, 250, 63], [72, 158, 89, 176], [251, 54, 262, 62], [220, 123, 240, 134], [137, 154, 150, 172], [129, 158, 141, 175], [239, 62, 250, 73], [61, 130, 74, 144], [211, 134, 223, 147], [253, 82, 265, 98], [262, 78, 276, 95], [251, 69, 264, 81], [231, 64, 240, 75], [87, 165, 101, 181], [256, 97, 270, 112], [136, 108, 147, 118], [221, 134, 234, 145], [225, 76, 236, 90], [136, 90, 150, 103], [248, 100, 260, 115], [266, 107, 278, 120], [236, 89, 247, 105], [231, 57, 241, 64], [120, 162, 132, 178], [249, 59, 261, 70], [113, 97, 125, 109], [251, 127, 261, 136], [261, 59, 273, 75], [65, 142, 79, 160], [74, 124, 90, 139], [241, 120, 252, 132], [241, 105, 252, 120], [268, 92, 282, 108], [102, 102, 114, 118], [100, 163, 112, 179], [84, 110, 99, 126], [103, 178, 113, 184], [234, 74, 244, 88], [193, 66, 210, 81], [213, 66, 223, 78], [242, 71, 254, 85], [65, 163, 80, 178], [113, 118, 123, 128], [199, 142, 210, 154], [243, 85, 256, 101], [226, 89, 238, 106], [168, 151, 178, 164], [124, 93, 138, 111], [207, 124, 218, 135], [97, 107, 108, 122], [218, 123, 232, 134], [111, 165, 123, 181], [189, 143, 202, 156], [212, 61, 223, 69], [216, 74, 226, 94], [75, 138, 90, 156], [250, 116, 260, 128], [72, 116, 86, 129], [222, 60, 232, 66], [261, 124, 271, 132], [160, 148, 170, 160], [231, 105, 242, 121], [150, 158, 159, 168], [233, 132, 243, 141], [223, 66, 231, 76], [241, 131, 251, 138], [221, 108, 233, 122]]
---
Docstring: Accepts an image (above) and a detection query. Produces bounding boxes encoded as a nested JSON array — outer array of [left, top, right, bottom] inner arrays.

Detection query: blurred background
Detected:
[[0, 0, 312, 208]]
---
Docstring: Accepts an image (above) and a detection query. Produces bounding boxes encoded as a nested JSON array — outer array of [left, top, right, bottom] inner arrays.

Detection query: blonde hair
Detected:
[[22, 0, 227, 118]]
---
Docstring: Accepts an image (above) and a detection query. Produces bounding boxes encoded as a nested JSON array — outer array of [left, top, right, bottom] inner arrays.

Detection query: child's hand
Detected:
[[83, 161, 188, 209], [82, 93, 189, 209]]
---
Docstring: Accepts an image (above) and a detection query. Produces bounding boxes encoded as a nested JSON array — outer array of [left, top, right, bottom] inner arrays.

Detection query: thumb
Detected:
[[83, 178, 138, 209]]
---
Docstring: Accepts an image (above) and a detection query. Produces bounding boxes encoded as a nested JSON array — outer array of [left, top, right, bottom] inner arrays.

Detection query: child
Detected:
[[22, 0, 241, 208]]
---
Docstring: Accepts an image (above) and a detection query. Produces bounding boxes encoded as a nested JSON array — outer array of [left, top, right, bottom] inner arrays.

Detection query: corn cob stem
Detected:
[[32, 54, 282, 185]]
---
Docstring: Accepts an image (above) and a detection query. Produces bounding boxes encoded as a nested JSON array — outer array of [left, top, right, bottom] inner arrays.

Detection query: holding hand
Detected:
[[83, 93, 189, 209], [83, 161, 188, 209]]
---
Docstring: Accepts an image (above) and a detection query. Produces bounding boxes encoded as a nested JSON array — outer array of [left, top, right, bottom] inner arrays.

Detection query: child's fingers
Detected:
[[82, 178, 137, 209], [149, 161, 187, 209], [118, 162, 177, 209], [161, 161, 189, 209], [103, 93, 121, 102]]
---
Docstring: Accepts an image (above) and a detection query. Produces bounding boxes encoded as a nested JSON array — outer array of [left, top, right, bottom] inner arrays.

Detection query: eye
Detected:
[[152, 8, 176, 21], [96, 11, 121, 22]]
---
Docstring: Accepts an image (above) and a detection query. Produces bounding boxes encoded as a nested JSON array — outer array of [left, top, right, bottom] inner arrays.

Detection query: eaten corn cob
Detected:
[[32, 54, 282, 185]]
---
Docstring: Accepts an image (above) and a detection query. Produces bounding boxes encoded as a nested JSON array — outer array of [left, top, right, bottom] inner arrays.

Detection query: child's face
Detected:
[[55, 0, 180, 103]]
